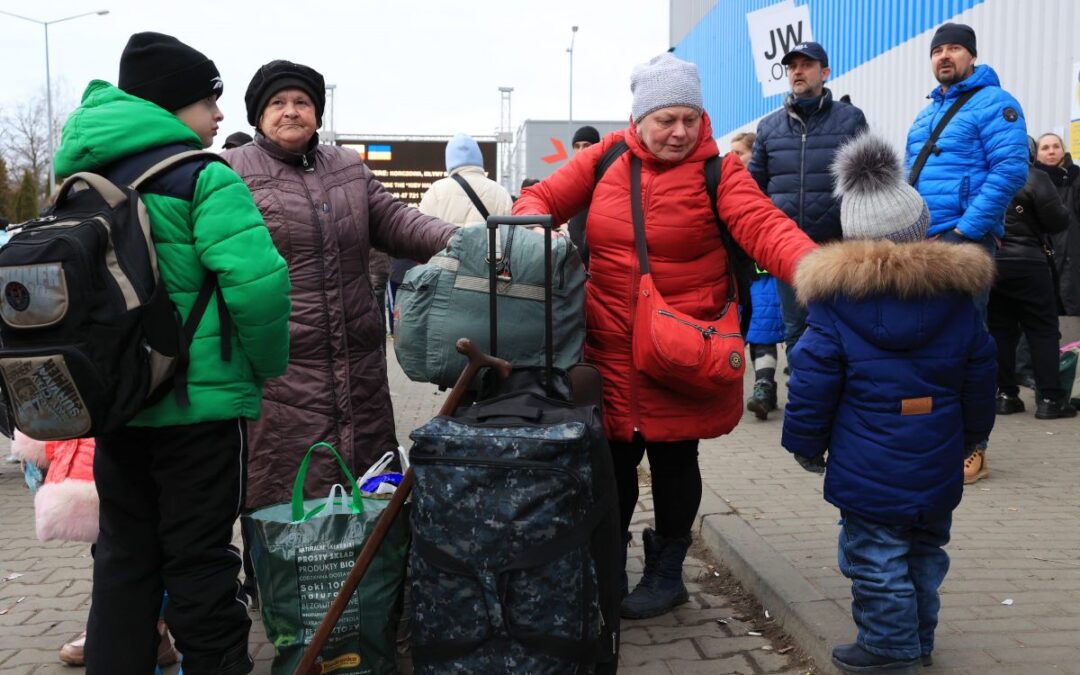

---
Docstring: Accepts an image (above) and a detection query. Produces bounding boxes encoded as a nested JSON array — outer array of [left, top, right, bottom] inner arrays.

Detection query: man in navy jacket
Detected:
[[749, 41, 867, 352]]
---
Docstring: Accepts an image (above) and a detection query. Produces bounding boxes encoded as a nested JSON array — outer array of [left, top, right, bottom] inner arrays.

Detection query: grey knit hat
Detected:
[[832, 133, 930, 242], [631, 53, 704, 124]]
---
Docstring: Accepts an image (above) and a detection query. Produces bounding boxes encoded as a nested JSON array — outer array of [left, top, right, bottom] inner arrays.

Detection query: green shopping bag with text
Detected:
[[242, 442, 409, 675]]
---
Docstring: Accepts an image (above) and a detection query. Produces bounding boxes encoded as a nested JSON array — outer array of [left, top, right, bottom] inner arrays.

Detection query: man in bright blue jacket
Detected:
[[905, 23, 1027, 486], [749, 41, 867, 353], [905, 23, 1028, 270]]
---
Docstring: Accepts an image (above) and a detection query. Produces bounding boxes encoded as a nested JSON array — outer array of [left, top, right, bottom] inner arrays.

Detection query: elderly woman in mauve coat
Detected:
[[223, 60, 456, 515]]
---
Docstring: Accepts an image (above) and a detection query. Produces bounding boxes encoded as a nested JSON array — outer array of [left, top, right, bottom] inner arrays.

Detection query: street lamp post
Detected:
[[325, 84, 337, 146], [0, 9, 110, 196], [567, 26, 578, 145]]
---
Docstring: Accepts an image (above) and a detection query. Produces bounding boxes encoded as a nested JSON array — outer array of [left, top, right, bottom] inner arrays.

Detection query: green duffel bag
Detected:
[[394, 224, 586, 388], [1059, 349, 1078, 408], [242, 442, 409, 675]]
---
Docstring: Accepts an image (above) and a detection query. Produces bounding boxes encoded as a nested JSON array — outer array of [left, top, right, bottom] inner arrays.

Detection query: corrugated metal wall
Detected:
[[670, 0, 718, 47], [673, 0, 1080, 152]]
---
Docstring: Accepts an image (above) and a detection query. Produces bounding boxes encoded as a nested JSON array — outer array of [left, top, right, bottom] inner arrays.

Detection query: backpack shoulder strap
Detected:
[[704, 154, 722, 226], [703, 154, 755, 309], [54, 172, 128, 210], [103, 144, 224, 203], [450, 173, 491, 220], [127, 147, 233, 405], [130, 150, 226, 191], [908, 86, 983, 187], [594, 140, 630, 184]]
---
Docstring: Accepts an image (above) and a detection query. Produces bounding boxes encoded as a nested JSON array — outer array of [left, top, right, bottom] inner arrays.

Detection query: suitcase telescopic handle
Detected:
[[486, 215, 555, 396], [486, 215, 554, 228]]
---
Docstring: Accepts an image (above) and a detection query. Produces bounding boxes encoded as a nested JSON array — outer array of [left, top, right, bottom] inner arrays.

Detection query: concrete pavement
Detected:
[[4, 341, 1076, 674]]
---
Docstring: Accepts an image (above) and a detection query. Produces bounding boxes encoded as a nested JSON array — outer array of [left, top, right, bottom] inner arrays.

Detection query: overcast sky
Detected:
[[0, 0, 670, 141]]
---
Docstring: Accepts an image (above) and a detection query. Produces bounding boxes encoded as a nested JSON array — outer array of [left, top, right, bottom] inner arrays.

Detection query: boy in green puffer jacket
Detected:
[[53, 32, 291, 675]]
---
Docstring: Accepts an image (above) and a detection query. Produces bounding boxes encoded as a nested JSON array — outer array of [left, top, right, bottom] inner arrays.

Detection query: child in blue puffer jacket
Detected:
[[782, 133, 997, 673]]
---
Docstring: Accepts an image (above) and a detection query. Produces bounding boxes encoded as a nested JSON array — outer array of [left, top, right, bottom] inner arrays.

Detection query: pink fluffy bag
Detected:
[[33, 438, 98, 543]]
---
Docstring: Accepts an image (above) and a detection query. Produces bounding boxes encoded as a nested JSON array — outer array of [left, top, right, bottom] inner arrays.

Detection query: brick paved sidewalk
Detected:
[[0, 346, 811, 674], [701, 358, 1080, 675]]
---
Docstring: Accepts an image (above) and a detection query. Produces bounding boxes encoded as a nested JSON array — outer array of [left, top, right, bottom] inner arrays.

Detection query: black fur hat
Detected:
[[245, 60, 325, 128]]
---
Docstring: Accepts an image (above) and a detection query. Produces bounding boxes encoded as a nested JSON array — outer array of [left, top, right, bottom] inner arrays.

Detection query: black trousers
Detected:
[[988, 260, 1063, 399], [609, 434, 701, 539], [87, 419, 252, 675]]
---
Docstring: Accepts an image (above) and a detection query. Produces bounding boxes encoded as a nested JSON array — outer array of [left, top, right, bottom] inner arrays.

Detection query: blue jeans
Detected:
[[774, 278, 808, 351], [837, 512, 952, 660]]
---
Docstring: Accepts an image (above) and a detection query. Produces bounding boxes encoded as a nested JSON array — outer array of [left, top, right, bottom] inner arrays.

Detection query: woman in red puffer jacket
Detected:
[[514, 52, 816, 619]]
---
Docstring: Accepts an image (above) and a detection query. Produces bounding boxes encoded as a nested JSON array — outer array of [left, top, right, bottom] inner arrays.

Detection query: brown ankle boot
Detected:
[[963, 448, 988, 484], [58, 632, 86, 666]]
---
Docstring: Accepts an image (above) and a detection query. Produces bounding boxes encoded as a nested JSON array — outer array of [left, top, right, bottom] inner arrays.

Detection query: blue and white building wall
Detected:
[[671, 0, 1080, 155]]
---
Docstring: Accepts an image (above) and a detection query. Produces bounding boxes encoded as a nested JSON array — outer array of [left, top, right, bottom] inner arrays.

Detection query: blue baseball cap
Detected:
[[781, 41, 829, 68]]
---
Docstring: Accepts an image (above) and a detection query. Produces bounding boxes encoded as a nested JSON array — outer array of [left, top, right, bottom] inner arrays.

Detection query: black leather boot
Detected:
[[620, 528, 691, 619]]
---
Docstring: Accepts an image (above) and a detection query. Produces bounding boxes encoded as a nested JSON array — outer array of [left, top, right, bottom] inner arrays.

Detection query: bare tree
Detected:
[[1, 96, 49, 195], [0, 156, 12, 221], [0, 83, 75, 199]]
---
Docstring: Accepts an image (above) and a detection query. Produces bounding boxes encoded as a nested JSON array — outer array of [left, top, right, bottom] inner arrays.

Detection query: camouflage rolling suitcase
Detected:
[[407, 215, 621, 674]]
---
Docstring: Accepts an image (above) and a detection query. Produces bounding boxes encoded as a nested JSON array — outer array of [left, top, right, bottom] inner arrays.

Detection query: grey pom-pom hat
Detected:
[[831, 133, 931, 243]]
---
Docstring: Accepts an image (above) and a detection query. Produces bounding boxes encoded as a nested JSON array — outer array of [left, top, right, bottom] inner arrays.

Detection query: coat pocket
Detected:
[[959, 175, 971, 211]]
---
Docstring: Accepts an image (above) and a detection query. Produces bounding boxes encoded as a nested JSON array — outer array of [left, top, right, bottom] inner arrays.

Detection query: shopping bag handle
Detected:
[[295, 483, 359, 523], [291, 442, 364, 521], [356, 451, 396, 490]]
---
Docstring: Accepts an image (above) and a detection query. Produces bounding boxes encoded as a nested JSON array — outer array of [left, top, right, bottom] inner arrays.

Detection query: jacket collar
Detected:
[[794, 239, 995, 305], [254, 131, 320, 170], [1035, 160, 1080, 187], [449, 165, 485, 178], [784, 87, 834, 118], [1064, 155, 1080, 184], [930, 64, 999, 102]]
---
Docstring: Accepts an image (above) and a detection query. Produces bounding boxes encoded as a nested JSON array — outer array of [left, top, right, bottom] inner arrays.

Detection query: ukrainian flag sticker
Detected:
[[367, 145, 392, 161]]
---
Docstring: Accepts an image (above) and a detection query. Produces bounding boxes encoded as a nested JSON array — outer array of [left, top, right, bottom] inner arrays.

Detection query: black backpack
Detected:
[[0, 145, 231, 441], [593, 141, 757, 330]]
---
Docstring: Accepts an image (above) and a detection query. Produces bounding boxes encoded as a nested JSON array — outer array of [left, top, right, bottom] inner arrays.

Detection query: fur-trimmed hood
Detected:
[[794, 239, 995, 352], [795, 239, 994, 304]]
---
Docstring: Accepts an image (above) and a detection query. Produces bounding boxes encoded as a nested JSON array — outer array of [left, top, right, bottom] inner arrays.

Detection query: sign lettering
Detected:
[[745, 0, 815, 98]]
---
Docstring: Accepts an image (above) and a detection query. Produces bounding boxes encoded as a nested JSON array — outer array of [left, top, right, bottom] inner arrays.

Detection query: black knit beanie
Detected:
[[119, 32, 222, 111], [572, 125, 601, 146], [930, 23, 977, 57], [245, 60, 326, 127]]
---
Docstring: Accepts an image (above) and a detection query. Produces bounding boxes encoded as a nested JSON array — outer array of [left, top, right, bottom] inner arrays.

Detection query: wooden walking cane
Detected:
[[295, 337, 511, 675]]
